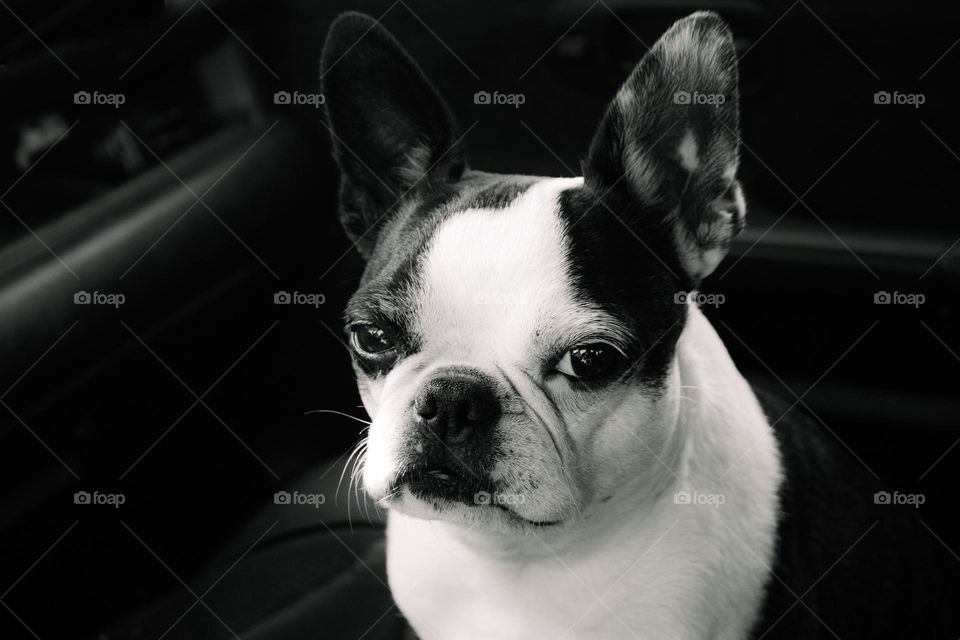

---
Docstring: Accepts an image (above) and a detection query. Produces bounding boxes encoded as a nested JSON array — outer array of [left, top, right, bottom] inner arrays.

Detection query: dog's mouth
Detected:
[[390, 465, 561, 528], [395, 464, 492, 504]]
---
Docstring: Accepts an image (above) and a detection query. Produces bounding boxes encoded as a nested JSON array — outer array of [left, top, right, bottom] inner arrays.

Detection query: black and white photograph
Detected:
[[1, 1, 959, 638]]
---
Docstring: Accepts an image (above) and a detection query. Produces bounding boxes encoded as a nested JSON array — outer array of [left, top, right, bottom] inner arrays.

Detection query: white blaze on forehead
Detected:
[[415, 177, 588, 366]]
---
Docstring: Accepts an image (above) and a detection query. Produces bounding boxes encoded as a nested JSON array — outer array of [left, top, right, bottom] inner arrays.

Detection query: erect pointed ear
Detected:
[[584, 11, 745, 286], [321, 12, 466, 258]]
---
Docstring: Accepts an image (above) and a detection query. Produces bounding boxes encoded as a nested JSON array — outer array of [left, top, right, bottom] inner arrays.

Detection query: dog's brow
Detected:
[[549, 309, 635, 354], [344, 288, 407, 325]]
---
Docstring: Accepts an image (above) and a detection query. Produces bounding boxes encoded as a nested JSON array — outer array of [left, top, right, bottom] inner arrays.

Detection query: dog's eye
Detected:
[[351, 323, 395, 355], [556, 343, 623, 380]]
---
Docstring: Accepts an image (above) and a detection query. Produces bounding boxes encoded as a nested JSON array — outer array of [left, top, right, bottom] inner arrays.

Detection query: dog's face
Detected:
[[322, 11, 745, 531]]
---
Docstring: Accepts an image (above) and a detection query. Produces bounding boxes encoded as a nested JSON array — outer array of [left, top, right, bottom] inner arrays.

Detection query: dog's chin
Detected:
[[382, 472, 564, 530], [388, 487, 564, 531]]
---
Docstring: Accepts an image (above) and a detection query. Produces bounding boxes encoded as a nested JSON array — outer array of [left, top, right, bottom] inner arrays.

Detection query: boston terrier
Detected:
[[321, 11, 958, 639]]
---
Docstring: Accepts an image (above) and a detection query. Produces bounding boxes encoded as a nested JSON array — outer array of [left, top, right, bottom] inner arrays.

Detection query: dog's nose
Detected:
[[413, 373, 501, 445]]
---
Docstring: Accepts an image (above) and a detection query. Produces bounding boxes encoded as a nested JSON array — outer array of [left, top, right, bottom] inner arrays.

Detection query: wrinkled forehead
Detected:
[[351, 175, 630, 363], [415, 176, 615, 361]]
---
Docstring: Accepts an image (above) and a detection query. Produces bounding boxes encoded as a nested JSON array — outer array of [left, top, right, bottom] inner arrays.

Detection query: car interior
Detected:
[[1, 0, 958, 637]]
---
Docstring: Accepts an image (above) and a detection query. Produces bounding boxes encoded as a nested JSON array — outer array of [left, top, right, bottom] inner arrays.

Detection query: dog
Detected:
[[321, 11, 958, 639]]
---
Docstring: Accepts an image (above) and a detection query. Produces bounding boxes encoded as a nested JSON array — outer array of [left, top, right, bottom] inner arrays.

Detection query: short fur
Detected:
[[321, 11, 960, 640]]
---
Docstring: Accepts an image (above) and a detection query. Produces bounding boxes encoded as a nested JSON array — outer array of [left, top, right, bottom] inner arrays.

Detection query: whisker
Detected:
[[304, 409, 371, 425], [358, 451, 373, 523], [349, 443, 370, 530], [337, 438, 368, 503]]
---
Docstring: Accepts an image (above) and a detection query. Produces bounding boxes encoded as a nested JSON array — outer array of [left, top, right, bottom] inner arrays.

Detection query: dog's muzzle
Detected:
[[390, 368, 502, 501], [412, 369, 501, 446]]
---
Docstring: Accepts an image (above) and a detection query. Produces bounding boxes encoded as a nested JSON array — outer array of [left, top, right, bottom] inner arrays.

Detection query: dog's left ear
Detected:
[[584, 11, 745, 286], [321, 12, 466, 258]]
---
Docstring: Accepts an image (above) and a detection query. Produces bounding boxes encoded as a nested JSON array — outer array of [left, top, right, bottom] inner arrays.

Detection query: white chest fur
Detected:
[[386, 306, 783, 640]]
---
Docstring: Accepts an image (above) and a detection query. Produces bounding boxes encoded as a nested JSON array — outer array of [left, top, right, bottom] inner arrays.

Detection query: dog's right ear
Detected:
[[321, 12, 466, 258]]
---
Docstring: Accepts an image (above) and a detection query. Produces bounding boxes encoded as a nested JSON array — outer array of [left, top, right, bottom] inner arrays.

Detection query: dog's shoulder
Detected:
[[751, 384, 960, 639]]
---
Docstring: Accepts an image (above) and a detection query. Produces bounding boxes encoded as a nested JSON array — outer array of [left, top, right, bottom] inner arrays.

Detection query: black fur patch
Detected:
[[321, 12, 466, 258], [752, 385, 960, 639], [557, 186, 686, 388]]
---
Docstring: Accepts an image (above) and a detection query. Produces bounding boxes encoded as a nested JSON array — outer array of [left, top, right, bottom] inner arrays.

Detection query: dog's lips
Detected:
[[493, 504, 562, 528], [394, 465, 493, 504], [390, 467, 564, 527]]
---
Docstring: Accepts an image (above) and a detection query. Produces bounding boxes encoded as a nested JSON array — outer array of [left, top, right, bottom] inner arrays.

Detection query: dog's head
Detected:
[[322, 11, 744, 531]]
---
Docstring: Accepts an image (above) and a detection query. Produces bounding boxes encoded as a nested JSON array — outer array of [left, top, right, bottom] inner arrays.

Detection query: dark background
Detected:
[[0, 0, 958, 637]]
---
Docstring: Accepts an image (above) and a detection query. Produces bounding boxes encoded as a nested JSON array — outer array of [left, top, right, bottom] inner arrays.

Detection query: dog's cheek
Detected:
[[360, 358, 432, 499], [493, 416, 582, 521], [362, 400, 407, 500], [358, 353, 426, 423], [587, 376, 682, 501], [361, 379, 416, 499]]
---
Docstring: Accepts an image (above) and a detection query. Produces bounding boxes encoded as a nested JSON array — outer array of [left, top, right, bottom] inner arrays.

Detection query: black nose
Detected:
[[413, 372, 501, 445]]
